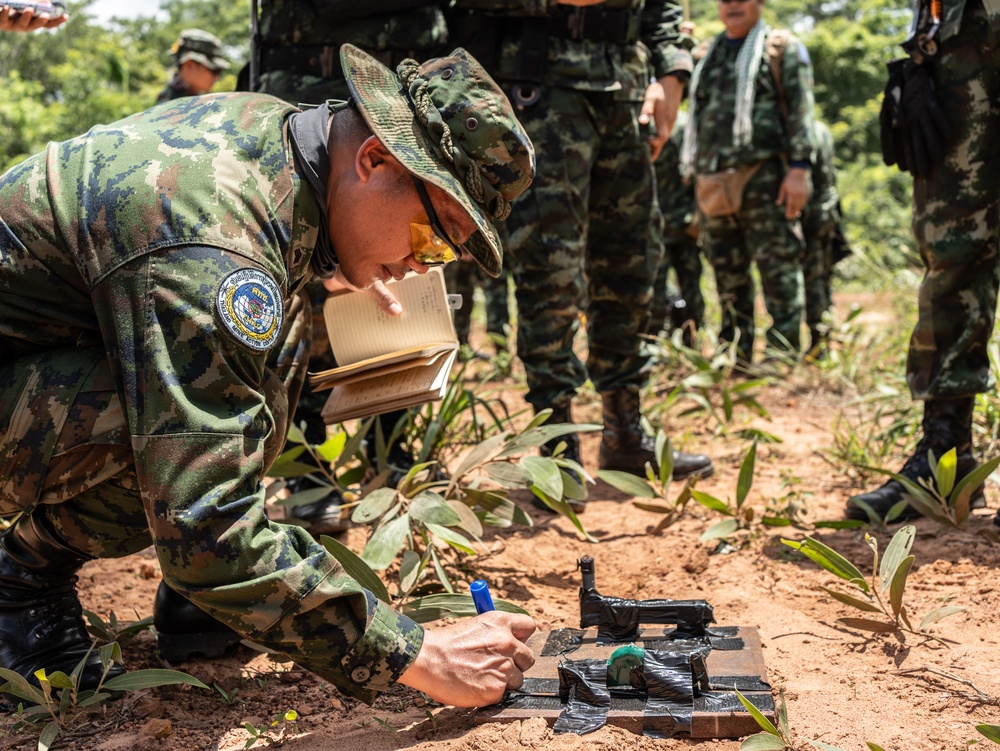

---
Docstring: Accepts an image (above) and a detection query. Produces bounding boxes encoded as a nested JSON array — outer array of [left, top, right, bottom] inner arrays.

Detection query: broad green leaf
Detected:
[[451, 434, 509, 479], [38, 720, 60, 751], [524, 409, 553, 431], [848, 497, 882, 526], [977, 724, 1000, 743], [411, 492, 463, 527], [276, 485, 337, 509], [402, 594, 528, 623], [700, 518, 739, 542], [521, 455, 563, 501], [0, 668, 45, 705], [633, 501, 677, 514], [360, 514, 411, 570], [736, 441, 757, 508], [865, 744, 890, 751], [559, 468, 588, 502], [400, 550, 422, 594], [659, 436, 674, 488], [761, 516, 794, 527], [426, 523, 477, 555], [741, 733, 786, 750], [484, 462, 534, 489], [286, 422, 307, 445], [498, 423, 602, 457], [682, 370, 720, 389], [315, 432, 347, 463], [447, 500, 484, 538], [734, 688, 780, 736], [885, 500, 911, 523], [320, 535, 390, 603], [103, 669, 211, 692], [836, 617, 897, 633], [936, 447, 958, 497], [43, 670, 74, 690], [351, 488, 398, 524], [597, 470, 657, 498], [782, 537, 869, 592], [888, 555, 914, 617], [429, 546, 454, 593], [532, 489, 596, 543], [918, 605, 966, 631], [691, 489, 732, 515], [950, 455, 1000, 514], [266, 459, 320, 479], [777, 689, 790, 741], [813, 520, 866, 529], [461, 488, 533, 527], [335, 417, 373, 470], [879, 525, 916, 593], [819, 587, 879, 613], [808, 741, 852, 751]]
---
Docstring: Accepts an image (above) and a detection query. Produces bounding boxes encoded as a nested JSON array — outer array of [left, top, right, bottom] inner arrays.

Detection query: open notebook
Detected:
[[309, 268, 459, 423]]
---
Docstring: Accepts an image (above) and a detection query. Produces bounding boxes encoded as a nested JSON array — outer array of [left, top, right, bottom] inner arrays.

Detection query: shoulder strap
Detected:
[[766, 29, 791, 125]]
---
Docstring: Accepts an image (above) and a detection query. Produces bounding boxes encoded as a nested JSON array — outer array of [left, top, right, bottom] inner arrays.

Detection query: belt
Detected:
[[549, 7, 640, 46]]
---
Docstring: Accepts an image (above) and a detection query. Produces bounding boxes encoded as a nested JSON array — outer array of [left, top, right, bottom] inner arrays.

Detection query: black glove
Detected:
[[880, 57, 954, 178]]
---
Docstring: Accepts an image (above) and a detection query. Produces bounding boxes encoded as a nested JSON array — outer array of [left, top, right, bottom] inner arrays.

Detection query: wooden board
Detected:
[[477, 625, 774, 738]]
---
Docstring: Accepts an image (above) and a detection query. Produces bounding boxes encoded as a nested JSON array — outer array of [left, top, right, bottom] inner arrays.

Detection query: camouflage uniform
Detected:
[[652, 108, 704, 335], [800, 120, 839, 350], [906, 0, 1000, 401], [0, 94, 422, 703], [446, 261, 510, 347], [688, 27, 815, 361], [257, 1, 449, 446], [452, 0, 692, 411]]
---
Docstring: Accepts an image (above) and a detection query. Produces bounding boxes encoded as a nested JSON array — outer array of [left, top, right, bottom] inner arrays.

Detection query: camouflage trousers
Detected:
[[0, 290, 311, 554], [445, 262, 511, 344], [500, 87, 660, 409], [700, 158, 805, 361], [801, 211, 836, 344], [907, 3, 1000, 400], [652, 232, 705, 334]]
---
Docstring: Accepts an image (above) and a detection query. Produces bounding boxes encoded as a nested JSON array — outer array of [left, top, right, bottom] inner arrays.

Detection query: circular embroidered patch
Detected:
[[216, 268, 283, 352]]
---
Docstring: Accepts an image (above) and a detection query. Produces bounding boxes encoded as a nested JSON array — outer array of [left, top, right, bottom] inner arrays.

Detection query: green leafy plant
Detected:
[[244, 709, 299, 749], [597, 431, 698, 533], [781, 525, 965, 642], [82, 609, 154, 643], [215, 683, 241, 707], [317, 409, 600, 622], [735, 687, 888, 751], [859, 448, 1000, 529], [978, 724, 1000, 745], [1, 642, 210, 751]]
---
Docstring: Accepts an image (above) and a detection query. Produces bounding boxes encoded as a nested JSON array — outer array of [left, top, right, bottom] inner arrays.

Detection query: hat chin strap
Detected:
[[397, 60, 511, 223]]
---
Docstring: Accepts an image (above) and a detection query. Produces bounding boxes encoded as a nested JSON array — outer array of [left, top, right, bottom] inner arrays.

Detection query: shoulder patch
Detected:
[[216, 268, 284, 352]]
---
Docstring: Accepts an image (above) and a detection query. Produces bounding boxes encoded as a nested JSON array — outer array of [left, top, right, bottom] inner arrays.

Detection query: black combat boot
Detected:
[[0, 512, 126, 695], [153, 581, 242, 663], [598, 387, 714, 479], [534, 403, 586, 514], [847, 397, 984, 521]]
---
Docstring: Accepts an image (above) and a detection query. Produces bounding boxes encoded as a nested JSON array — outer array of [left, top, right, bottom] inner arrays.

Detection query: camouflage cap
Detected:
[[340, 43, 534, 278], [171, 28, 229, 72]]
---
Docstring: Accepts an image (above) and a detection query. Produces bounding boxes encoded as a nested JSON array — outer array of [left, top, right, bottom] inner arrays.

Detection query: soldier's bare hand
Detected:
[[640, 75, 683, 161], [776, 167, 810, 220], [398, 611, 536, 707], [323, 273, 403, 315], [0, 6, 68, 32]]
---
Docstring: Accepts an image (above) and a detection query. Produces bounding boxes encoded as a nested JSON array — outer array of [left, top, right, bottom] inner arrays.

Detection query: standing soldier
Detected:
[[156, 29, 229, 103], [800, 120, 841, 358], [450, 0, 714, 481], [680, 0, 815, 366], [848, 0, 999, 522]]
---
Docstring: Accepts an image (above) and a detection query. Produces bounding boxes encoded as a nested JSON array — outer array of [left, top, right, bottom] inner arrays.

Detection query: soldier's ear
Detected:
[[355, 135, 392, 183]]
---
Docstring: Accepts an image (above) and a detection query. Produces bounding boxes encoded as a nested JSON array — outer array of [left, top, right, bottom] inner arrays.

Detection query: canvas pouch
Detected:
[[695, 162, 764, 218]]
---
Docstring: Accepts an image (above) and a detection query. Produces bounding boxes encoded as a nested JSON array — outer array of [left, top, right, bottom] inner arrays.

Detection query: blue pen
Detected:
[[470, 579, 495, 614]]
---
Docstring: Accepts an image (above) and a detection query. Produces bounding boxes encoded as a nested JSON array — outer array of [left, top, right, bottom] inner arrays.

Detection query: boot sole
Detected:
[[157, 630, 243, 663]]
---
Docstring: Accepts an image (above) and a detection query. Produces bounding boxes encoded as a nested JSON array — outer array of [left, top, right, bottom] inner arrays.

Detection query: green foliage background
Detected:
[[2, 0, 918, 278]]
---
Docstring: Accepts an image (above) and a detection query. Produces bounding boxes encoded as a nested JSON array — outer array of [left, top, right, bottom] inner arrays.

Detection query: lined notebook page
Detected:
[[323, 267, 457, 365]]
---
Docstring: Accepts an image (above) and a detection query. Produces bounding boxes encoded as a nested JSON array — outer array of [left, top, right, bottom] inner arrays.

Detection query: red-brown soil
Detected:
[[3, 299, 999, 751]]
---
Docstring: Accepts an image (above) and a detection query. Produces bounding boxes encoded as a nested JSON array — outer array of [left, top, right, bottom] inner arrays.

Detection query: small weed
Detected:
[[215, 683, 241, 707], [372, 716, 399, 738], [781, 525, 965, 643], [979, 724, 1000, 745], [244, 709, 299, 748]]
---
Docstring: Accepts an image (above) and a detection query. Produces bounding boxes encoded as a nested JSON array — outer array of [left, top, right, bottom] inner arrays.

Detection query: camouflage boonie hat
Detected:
[[171, 28, 229, 72], [341, 43, 535, 278]]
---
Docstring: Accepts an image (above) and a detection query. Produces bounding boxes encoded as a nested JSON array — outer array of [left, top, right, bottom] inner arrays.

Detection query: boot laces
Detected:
[[30, 575, 89, 642]]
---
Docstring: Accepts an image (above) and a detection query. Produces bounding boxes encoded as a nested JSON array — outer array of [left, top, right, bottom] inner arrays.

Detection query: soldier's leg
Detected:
[[504, 86, 596, 413], [445, 261, 477, 347], [701, 214, 755, 362], [586, 97, 712, 480], [483, 268, 511, 340], [741, 160, 805, 354], [670, 234, 706, 334], [802, 221, 835, 353], [848, 12, 999, 521]]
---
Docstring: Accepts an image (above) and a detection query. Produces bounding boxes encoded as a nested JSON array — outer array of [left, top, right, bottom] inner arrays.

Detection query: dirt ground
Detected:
[[3, 296, 1000, 751]]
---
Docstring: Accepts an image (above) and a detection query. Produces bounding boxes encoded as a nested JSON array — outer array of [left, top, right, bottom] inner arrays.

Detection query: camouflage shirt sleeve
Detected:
[[781, 34, 816, 166], [449, 0, 558, 15], [641, 0, 693, 80], [90, 245, 423, 704]]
